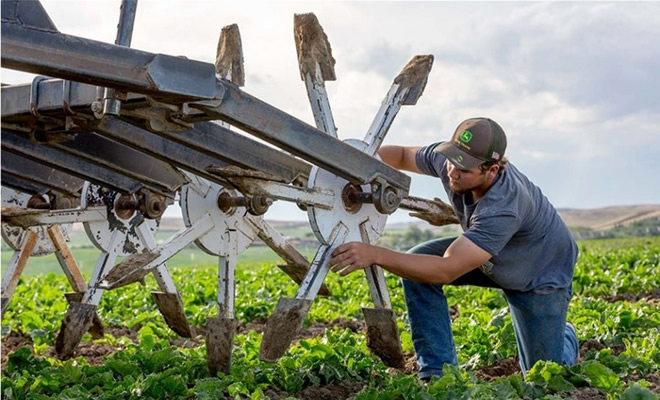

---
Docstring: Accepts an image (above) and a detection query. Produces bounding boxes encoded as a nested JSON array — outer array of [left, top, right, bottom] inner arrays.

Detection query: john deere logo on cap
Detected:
[[460, 130, 473, 143], [455, 155, 464, 163]]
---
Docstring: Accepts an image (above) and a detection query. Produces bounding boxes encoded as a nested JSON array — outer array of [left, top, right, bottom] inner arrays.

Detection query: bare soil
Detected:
[[1, 331, 33, 370], [474, 357, 521, 381], [560, 387, 607, 399], [578, 339, 625, 362], [624, 373, 660, 394], [602, 289, 660, 304], [43, 341, 118, 366], [264, 380, 365, 400]]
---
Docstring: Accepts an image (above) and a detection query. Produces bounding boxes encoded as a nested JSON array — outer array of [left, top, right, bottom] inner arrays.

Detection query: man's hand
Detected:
[[330, 242, 380, 276]]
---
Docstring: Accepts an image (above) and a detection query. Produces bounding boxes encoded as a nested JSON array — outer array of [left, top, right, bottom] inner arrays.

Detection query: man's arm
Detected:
[[330, 236, 492, 284], [378, 145, 422, 173]]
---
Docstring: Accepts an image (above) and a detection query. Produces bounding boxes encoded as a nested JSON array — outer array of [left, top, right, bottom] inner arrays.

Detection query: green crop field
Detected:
[[1, 237, 659, 399]]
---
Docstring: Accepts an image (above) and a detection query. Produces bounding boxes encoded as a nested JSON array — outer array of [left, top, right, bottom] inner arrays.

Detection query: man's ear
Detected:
[[488, 165, 500, 179]]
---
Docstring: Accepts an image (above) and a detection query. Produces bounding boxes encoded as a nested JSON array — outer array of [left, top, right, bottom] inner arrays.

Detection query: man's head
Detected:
[[436, 117, 507, 169], [436, 118, 508, 194]]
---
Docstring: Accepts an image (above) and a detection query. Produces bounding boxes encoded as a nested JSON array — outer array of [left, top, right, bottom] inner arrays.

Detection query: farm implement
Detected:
[[0, 0, 457, 374]]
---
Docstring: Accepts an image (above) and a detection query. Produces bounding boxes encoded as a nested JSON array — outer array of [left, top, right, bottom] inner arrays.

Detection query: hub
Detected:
[[114, 194, 137, 220], [341, 183, 364, 214]]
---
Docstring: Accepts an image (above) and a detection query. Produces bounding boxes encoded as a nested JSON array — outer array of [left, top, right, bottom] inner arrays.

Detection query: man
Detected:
[[330, 117, 579, 379]]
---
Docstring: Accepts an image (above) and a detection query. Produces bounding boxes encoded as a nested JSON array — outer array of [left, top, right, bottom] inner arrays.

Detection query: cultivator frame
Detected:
[[1, 0, 458, 374]]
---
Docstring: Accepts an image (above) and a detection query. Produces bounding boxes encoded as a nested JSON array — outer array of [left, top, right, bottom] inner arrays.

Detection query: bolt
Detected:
[[384, 188, 399, 207], [91, 101, 103, 113]]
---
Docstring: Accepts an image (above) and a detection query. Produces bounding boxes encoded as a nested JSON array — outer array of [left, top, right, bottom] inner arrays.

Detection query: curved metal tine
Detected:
[[206, 229, 239, 375], [363, 55, 434, 157], [215, 23, 327, 294], [294, 13, 338, 137], [399, 195, 459, 227], [259, 222, 348, 362], [101, 215, 216, 289], [135, 221, 195, 337], [358, 218, 405, 369], [56, 229, 126, 358], [48, 224, 105, 339], [359, 221, 391, 309], [245, 216, 331, 296]]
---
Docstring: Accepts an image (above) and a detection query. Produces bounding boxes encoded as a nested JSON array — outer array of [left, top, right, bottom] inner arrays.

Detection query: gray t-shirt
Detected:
[[416, 143, 578, 292]]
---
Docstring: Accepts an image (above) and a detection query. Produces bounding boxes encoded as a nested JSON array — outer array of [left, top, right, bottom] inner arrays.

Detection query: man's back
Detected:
[[416, 143, 578, 291]]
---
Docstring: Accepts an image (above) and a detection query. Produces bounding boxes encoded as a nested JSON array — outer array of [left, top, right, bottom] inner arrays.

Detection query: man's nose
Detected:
[[448, 165, 460, 179]]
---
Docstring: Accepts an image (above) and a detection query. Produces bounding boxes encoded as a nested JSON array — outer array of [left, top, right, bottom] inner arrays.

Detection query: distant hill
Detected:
[[556, 204, 660, 231]]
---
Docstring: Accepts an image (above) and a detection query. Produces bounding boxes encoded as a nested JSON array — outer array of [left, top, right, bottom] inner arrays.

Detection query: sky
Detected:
[[2, 1, 659, 223]]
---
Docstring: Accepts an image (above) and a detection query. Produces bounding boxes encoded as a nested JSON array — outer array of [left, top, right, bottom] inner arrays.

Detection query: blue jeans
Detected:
[[403, 237, 578, 378]]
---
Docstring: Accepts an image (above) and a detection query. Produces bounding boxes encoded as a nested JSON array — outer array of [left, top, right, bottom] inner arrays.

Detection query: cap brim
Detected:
[[435, 142, 485, 170]]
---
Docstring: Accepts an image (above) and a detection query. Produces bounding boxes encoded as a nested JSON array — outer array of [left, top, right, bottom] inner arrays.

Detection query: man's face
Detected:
[[446, 161, 489, 194]]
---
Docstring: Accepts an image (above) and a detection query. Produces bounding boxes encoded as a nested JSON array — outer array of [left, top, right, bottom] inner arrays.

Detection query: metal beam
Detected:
[[92, 117, 229, 184], [2, 81, 310, 184], [1, 22, 216, 102], [0, 79, 144, 119], [0, 24, 410, 192], [200, 82, 410, 191], [1, 175, 45, 196], [152, 121, 311, 184], [1, 129, 163, 196], [1, 0, 58, 32], [1, 207, 107, 228], [1, 150, 84, 197], [49, 132, 187, 194]]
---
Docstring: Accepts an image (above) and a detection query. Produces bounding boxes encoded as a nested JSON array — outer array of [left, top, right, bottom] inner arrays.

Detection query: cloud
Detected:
[[2, 1, 658, 217]]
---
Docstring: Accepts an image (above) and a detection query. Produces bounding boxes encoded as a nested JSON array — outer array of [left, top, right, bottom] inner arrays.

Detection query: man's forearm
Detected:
[[373, 247, 457, 284]]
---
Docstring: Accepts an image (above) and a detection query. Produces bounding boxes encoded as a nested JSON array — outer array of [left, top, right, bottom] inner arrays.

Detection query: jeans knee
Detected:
[[402, 277, 445, 300]]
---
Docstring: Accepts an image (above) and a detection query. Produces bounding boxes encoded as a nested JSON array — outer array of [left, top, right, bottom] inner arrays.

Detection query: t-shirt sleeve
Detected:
[[415, 142, 447, 177], [463, 212, 520, 256]]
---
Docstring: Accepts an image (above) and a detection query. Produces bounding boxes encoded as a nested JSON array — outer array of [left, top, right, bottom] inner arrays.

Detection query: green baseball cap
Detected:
[[435, 117, 507, 169]]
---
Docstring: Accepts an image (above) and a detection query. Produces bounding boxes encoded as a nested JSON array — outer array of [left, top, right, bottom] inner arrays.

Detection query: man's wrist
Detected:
[[372, 245, 386, 267]]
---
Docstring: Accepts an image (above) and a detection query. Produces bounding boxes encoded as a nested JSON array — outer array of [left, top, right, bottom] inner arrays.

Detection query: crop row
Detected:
[[1, 237, 658, 399]]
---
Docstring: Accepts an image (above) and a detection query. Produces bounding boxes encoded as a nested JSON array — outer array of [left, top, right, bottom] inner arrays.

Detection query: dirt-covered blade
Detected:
[[64, 292, 104, 339], [259, 298, 312, 362], [206, 316, 237, 376], [151, 291, 195, 338], [55, 302, 98, 359], [362, 307, 406, 369]]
